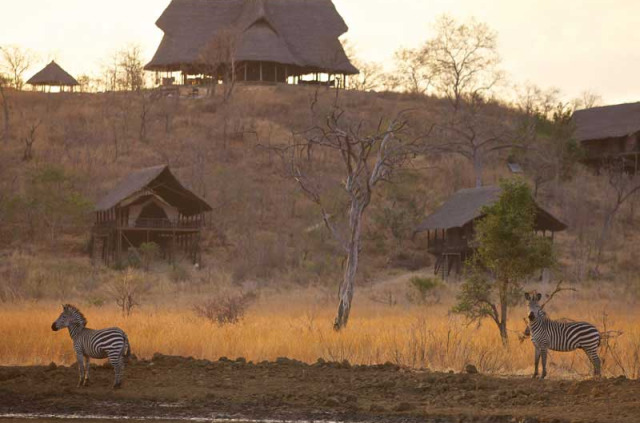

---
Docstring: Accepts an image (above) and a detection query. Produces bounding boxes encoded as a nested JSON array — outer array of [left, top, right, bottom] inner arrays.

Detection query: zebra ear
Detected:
[[524, 292, 531, 300], [536, 293, 542, 301]]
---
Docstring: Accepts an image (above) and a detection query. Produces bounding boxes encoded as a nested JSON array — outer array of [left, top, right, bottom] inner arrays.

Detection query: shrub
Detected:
[[105, 269, 149, 316], [408, 276, 444, 305], [139, 242, 160, 271], [193, 291, 257, 325]]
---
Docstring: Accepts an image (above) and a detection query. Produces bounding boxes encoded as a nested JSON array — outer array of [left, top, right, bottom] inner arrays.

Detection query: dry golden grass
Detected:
[[2, 287, 639, 379]]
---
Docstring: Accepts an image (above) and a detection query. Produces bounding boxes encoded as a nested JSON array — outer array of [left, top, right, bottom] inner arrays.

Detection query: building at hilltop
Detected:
[[573, 102, 640, 173], [26, 61, 79, 92], [91, 165, 212, 266], [145, 0, 358, 88], [414, 186, 566, 278]]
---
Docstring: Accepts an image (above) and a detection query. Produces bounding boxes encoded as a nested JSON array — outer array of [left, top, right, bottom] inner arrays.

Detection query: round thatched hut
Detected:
[[27, 61, 79, 92]]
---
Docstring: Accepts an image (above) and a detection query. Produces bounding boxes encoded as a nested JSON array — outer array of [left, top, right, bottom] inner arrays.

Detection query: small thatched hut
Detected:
[[92, 165, 212, 266], [573, 102, 640, 173], [145, 0, 358, 87], [26, 61, 79, 92], [415, 186, 566, 278]]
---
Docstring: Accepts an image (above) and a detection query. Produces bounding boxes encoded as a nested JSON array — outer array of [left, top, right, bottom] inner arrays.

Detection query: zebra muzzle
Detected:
[[51, 322, 59, 331], [528, 312, 536, 321]]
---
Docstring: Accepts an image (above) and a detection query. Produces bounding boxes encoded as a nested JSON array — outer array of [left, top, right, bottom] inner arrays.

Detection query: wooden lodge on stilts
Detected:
[[572, 102, 640, 173], [91, 165, 212, 266], [144, 0, 359, 88], [26, 61, 79, 93], [414, 186, 567, 279]]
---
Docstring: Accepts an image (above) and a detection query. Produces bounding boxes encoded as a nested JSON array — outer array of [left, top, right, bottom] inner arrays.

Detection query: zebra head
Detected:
[[51, 304, 87, 331], [524, 292, 543, 321]]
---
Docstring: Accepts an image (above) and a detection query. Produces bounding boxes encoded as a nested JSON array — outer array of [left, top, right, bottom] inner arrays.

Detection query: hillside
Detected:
[[0, 86, 638, 299]]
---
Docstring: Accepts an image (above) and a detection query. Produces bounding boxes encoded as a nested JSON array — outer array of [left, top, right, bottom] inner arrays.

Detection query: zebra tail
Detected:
[[122, 332, 131, 358]]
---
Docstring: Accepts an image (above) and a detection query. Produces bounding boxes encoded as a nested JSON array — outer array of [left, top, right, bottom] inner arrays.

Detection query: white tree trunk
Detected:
[[334, 201, 365, 330]]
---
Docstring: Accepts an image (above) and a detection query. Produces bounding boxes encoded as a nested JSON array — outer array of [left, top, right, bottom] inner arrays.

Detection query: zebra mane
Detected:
[[63, 304, 87, 327]]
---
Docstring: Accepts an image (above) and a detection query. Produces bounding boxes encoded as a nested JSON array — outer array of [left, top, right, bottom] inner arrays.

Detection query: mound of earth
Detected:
[[0, 355, 638, 423]]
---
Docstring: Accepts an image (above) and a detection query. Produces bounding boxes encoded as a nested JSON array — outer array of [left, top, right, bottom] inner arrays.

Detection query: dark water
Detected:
[[0, 417, 342, 423]]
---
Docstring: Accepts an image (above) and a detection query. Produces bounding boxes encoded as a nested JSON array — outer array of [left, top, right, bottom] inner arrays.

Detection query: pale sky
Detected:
[[1, 0, 639, 104]]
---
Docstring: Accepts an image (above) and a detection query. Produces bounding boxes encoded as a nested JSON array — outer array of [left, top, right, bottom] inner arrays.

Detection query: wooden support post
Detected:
[[275, 64, 278, 83], [116, 229, 122, 266], [244, 64, 248, 81], [259, 62, 263, 82]]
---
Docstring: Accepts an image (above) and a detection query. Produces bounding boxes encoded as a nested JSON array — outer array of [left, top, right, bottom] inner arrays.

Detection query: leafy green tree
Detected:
[[452, 179, 556, 344]]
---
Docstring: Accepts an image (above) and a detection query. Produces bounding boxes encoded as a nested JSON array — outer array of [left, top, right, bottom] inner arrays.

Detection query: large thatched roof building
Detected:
[[415, 186, 566, 278], [573, 102, 640, 172], [92, 165, 212, 266], [146, 0, 358, 86], [26, 61, 79, 92]]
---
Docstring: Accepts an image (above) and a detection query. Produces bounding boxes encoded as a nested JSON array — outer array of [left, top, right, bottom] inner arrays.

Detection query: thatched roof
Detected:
[[146, 0, 359, 75], [95, 165, 212, 216], [26, 61, 79, 87], [573, 102, 640, 142], [415, 186, 566, 233]]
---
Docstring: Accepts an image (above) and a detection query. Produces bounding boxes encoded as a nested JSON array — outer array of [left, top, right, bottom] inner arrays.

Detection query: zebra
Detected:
[[51, 304, 131, 388], [525, 292, 601, 379]]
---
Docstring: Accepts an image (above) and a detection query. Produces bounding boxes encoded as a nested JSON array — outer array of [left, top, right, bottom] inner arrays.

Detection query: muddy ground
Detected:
[[0, 355, 638, 423]]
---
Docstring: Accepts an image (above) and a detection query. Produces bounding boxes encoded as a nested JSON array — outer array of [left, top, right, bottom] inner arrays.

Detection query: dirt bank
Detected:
[[0, 355, 637, 423]]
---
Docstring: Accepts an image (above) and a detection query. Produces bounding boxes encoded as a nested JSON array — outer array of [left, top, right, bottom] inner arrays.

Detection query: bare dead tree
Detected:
[[437, 99, 520, 187], [199, 28, 240, 102], [573, 90, 603, 110], [0, 74, 9, 143], [279, 107, 432, 330], [118, 45, 145, 92], [22, 119, 41, 161], [425, 15, 503, 112], [0, 45, 34, 90], [386, 47, 434, 94], [341, 39, 385, 92], [593, 160, 640, 275], [513, 86, 579, 196]]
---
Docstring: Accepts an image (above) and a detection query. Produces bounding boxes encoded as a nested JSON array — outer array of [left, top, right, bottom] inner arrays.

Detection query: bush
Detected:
[[105, 269, 149, 316], [193, 291, 257, 325], [139, 242, 160, 271], [408, 276, 444, 305]]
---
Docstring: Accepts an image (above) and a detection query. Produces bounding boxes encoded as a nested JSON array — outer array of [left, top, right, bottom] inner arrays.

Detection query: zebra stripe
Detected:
[[52, 304, 131, 388], [525, 292, 601, 379]]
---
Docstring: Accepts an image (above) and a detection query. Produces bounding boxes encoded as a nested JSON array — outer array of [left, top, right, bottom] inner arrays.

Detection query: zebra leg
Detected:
[[533, 347, 540, 378], [110, 355, 123, 389], [540, 349, 548, 379], [83, 356, 90, 386], [584, 348, 601, 378], [75, 352, 85, 388]]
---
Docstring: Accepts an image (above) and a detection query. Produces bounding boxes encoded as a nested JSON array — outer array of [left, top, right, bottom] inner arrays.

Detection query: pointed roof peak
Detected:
[[27, 61, 79, 87]]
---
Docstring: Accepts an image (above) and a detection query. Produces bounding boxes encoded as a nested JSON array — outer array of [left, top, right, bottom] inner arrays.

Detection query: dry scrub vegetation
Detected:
[[1, 274, 639, 379], [1, 86, 640, 377]]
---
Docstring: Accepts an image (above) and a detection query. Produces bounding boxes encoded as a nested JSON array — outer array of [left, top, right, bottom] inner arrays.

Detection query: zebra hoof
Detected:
[[82, 380, 90, 387], [532, 374, 538, 379], [113, 382, 122, 389]]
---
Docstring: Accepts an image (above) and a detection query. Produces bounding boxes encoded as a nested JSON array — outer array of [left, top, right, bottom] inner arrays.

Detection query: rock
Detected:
[[393, 402, 416, 412], [324, 397, 340, 407], [465, 364, 479, 374], [218, 356, 231, 363], [235, 357, 247, 364], [46, 362, 57, 371], [370, 404, 386, 412]]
